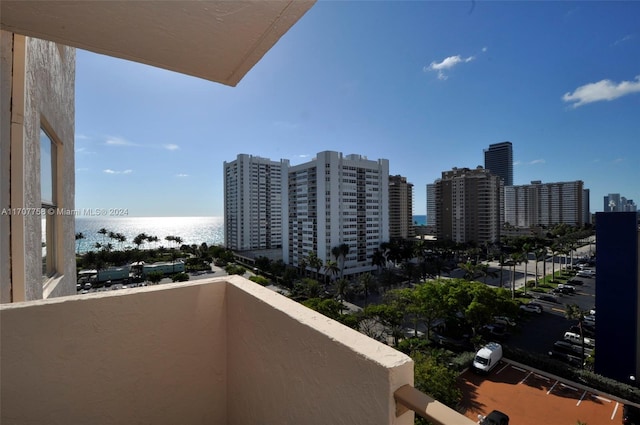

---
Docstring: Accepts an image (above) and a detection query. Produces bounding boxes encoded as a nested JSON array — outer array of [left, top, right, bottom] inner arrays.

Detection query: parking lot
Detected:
[[459, 361, 626, 424]]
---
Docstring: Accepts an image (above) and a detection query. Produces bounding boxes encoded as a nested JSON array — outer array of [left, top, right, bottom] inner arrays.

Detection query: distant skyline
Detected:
[[75, 1, 640, 217]]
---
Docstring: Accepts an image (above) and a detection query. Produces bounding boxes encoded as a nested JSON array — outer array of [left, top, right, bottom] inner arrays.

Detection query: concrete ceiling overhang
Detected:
[[0, 0, 315, 86]]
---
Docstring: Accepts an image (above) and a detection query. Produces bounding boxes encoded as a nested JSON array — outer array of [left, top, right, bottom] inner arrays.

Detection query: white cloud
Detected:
[[75, 133, 90, 141], [103, 169, 133, 174], [563, 75, 640, 108], [612, 34, 634, 46], [424, 48, 487, 80], [176, 173, 189, 177], [105, 136, 139, 147], [163, 144, 180, 151], [76, 167, 89, 172], [513, 160, 522, 166], [529, 159, 546, 165]]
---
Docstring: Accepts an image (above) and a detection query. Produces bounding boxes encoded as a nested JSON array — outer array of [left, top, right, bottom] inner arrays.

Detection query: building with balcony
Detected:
[[484, 141, 513, 187], [389, 175, 415, 240], [224, 154, 289, 252], [426, 183, 436, 227], [283, 151, 390, 277], [504, 180, 586, 229], [1, 3, 479, 424], [434, 166, 503, 244]]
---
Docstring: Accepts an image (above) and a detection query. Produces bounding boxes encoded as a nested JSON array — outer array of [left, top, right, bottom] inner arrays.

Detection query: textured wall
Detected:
[[226, 275, 414, 425], [1, 31, 13, 302], [1, 280, 228, 425], [21, 36, 75, 300], [1, 277, 417, 424]]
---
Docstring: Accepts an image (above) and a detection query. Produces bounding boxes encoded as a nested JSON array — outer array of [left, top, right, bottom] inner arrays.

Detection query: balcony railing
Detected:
[[1, 275, 474, 425]]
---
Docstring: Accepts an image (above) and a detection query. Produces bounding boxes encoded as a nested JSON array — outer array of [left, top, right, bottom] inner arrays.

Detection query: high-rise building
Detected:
[[223, 154, 289, 251], [434, 167, 503, 244], [484, 141, 513, 187], [504, 180, 586, 228], [582, 188, 591, 225], [283, 151, 389, 277], [389, 175, 415, 240], [604, 193, 637, 212], [426, 183, 436, 227], [595, 211, 640, 383]]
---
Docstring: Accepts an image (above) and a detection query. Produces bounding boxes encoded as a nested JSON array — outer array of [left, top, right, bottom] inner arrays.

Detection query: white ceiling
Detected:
[[1, 1, 315, 86]]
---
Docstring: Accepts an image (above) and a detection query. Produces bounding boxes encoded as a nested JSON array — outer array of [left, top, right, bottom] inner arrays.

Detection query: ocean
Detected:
[[74, 215, 428, 253], [74, 216, 224, 254]]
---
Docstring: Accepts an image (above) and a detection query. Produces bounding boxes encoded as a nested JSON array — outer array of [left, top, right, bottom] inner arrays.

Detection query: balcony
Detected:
[[1, 275, 475, 425]]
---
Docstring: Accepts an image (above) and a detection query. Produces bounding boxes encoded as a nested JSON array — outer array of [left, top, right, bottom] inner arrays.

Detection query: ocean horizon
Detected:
[[74, 215, 429, 253]]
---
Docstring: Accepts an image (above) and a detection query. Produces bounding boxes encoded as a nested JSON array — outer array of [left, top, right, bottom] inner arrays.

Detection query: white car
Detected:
[[520, 303, 543, 314]]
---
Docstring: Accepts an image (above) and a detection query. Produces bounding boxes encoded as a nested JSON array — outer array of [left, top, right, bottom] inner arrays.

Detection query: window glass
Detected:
[[41, 128, 57, 279]]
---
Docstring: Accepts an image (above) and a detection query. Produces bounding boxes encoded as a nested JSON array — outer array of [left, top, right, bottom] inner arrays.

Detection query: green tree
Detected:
[[172, 272, 189, 282], [363, 302, 405, 346], [324, 260, 340, 285], [147, 271, 164, 285], [412, 351, 462, 409], [306, 251, 323, 281], [75, 232, 85, 255], [358, 272, 376, 307], [565, 303, 588, 369], [533, 247, 547, 288]]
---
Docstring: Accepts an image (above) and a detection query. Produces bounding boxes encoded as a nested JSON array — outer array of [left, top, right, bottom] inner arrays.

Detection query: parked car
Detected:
[[536, 294, 559, 303], [479, 410, 509, 425], [623, 404, 640, 425], [557, 284, 575, 293], [493, 316, 516, 327], [584, 314, 596, 325], [481, 324, 510, 342], [520, 302, 543, 313], [564, 331, 595, 347], [569, 279, 584, 285], [568, 325, 595, 338]]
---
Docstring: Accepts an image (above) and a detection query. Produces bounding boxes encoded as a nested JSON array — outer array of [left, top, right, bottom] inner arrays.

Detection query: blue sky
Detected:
[[75, 1, 640, 217]]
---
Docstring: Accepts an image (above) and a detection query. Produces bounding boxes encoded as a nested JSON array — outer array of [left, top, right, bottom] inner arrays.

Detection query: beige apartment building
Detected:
[[389, 174, 415, 240], [1, 2, 475, 424], [435, 166, 504, 244]]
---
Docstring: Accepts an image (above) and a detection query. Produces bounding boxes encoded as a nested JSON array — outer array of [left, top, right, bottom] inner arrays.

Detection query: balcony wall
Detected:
[[1, 276, 414, 425]]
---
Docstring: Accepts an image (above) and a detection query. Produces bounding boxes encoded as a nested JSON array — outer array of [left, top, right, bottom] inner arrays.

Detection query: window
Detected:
[[41, 128, 57, 280]]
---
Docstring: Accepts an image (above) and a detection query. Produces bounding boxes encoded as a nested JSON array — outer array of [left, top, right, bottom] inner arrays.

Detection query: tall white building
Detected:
[[504, 180, 586, 228], [223, 154, 289, 251], [283, 151, 389, 277]]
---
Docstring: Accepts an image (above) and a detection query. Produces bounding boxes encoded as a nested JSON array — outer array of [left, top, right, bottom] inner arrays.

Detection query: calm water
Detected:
[[75, 216, 224, 253], [75, 215, 426, 253]]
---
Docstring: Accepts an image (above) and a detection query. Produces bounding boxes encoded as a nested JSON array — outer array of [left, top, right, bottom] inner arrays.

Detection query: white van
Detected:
[[564, 331, 595, 347], [473, 342, 503, 373]]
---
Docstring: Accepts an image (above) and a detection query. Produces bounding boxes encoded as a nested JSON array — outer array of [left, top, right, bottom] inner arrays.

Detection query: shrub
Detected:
[[171, 272, 190, 282], [249, 275, 270, 286]]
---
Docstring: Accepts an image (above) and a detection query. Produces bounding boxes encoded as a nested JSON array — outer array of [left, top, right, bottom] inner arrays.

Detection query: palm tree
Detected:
[[458, 261, 478, 281], [75, 232, 85, 254], [307, 251, 323, 281], [133, 233, 148, 250], [334, 277, 349, 313], [332, 243, 350, 278], [323, 260, 340, 286], [533, 247, 546, 288], [98, 228, 109, 245], [371, 248, 386, 274], [509, 252, 524, 299], [297, 256, 308, 278], [358, 272, 375, 307], [521, 243, 531, 295], [565, 303, 588, 369]]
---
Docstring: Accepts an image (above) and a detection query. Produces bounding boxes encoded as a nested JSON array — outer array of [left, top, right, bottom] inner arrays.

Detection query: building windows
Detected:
[[40, 128, 57, 280]]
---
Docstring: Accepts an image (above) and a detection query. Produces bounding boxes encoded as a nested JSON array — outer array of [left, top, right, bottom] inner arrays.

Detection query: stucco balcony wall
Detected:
[[1, 276, 414, 425]]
